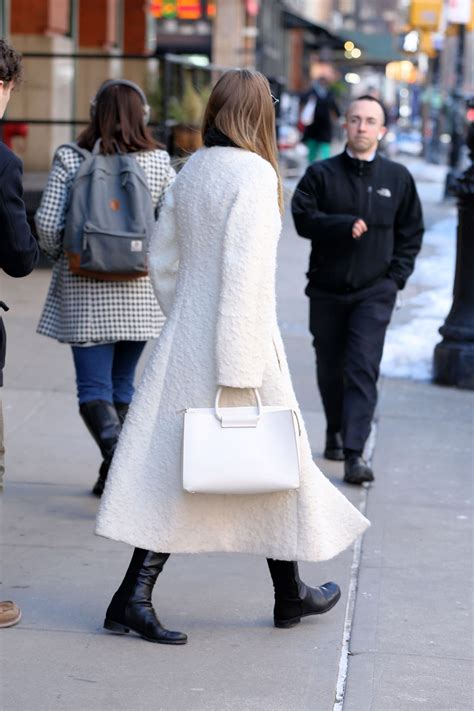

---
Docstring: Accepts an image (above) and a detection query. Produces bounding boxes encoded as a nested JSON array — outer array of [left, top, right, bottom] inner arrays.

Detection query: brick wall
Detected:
[[123, 1, 147, 53], [78, 0, 119, 49], [11, 0, 70, 36]]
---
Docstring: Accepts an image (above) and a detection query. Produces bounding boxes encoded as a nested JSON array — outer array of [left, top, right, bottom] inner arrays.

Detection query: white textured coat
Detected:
[[96, 147, 369, 561]]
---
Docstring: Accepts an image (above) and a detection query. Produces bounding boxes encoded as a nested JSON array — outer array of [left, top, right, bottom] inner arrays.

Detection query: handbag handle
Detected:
[[214, 387, 262, 426]]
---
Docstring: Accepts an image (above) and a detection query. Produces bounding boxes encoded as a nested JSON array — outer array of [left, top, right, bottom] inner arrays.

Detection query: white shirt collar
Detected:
[[346, 147, 377, 162]]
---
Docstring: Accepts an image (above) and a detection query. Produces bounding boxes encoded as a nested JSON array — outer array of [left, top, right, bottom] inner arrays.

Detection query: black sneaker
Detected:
[[344, 455, 374, 485]]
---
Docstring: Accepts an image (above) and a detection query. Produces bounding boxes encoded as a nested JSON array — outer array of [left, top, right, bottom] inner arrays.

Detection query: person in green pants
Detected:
[[305, 138, 332, 162], [301, 78, 340, 163]]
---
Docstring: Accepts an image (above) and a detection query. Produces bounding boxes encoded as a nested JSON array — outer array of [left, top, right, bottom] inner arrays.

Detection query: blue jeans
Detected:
[[71, 341, 146, 405]]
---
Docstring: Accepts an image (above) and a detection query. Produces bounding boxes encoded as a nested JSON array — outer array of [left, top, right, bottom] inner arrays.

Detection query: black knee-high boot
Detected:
[[79, 400, 122, 497], [266, 559, 341, 628], [104, 548, 187, 645]]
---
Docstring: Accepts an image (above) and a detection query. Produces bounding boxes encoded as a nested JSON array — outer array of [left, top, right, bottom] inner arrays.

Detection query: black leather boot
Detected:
[[324, 431, 344, 461], [114, 402, 130, 426], [104, 548, 187, 645], [344, 454, 374, 485], [79, 400, 122, 497], [266, 559, 341, 629]]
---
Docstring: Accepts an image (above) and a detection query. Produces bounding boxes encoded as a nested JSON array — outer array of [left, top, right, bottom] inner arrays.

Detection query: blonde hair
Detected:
[[202, 69, 283, 213]]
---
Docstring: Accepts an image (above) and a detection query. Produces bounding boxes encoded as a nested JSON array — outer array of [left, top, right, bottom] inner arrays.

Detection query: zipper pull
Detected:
[[367, 185, 373, 216]]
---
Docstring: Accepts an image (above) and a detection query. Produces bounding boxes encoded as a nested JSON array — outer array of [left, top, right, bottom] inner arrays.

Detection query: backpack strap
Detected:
[[56, 142, 91, 161], [92, 138, 102, 155]]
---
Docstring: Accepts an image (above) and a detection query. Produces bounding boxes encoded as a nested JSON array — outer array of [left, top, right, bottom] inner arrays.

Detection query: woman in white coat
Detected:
[[96, 70, 369, 645]]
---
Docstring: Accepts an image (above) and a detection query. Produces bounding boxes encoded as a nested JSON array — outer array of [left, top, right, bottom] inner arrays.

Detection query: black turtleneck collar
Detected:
[[204, 126, 239, 149], [342, 147, 379, 177]]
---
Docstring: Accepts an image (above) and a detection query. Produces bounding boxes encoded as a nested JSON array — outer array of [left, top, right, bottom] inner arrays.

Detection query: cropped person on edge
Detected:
[[94, 70, 369, 646], [35, 80, 175, 497], [292, 95, 424, 485], [0, 39, 39, 628]]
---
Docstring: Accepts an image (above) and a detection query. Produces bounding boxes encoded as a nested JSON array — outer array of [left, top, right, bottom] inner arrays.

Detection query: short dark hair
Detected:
[[77, 81, 162, 155], [0, 39, 23, 85], [351, 94, 387, 125]]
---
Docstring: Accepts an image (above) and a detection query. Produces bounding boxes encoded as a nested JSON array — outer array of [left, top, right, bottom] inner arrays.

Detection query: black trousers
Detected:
[[309, 278, 397, 453]]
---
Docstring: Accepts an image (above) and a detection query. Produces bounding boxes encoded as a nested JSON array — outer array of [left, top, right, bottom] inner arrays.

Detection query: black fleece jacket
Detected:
[[291, 151, 424, 295], [0, 142, 39, 386]]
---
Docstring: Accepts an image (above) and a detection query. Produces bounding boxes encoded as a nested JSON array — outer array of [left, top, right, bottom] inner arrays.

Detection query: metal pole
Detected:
[[161, 56, 172, 148], [444, 24, 466, 196], [433, 117, 474, 389], [70, 0, 79, 142], [427, 49, 442, 164], [449, 24, 466, 171]]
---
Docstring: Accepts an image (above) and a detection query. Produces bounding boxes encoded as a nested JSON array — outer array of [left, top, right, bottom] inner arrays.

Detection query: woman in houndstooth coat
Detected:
[[35, 80, 175, 497], [95, 70, 369, 646]]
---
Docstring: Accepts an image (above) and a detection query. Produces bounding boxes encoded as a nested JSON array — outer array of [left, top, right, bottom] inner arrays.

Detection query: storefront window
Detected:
[[0, 0, 10, 38], [150, 1, 216, 20]]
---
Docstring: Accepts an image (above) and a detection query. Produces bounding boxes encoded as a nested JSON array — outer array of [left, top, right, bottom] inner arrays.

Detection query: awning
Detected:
[[282, 9, 346, 50], [341, 31, 403, 65], [154, 33, 212, 57]]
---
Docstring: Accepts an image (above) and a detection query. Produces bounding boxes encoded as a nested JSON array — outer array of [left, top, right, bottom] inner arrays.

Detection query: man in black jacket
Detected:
[[0, 39, 39, 627], [292, 95, 423, 485]]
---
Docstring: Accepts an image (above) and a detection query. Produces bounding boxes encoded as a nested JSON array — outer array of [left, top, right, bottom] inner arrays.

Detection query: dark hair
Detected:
[[352, 94, 388, 125], [0, 39, 23, 85], [77, 81, 162, 155]]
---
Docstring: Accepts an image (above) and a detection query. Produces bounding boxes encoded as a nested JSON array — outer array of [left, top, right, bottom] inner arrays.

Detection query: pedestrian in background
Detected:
[[95, 69, 369, 646], [300, 76, 340, 162], [35, 80, 175, 497], [0, 39, 39, 628], [292, 95, 424, 485]]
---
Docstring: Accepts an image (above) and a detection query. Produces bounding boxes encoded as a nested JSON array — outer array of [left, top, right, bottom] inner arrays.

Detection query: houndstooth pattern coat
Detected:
[[35, 146, 175, 344]]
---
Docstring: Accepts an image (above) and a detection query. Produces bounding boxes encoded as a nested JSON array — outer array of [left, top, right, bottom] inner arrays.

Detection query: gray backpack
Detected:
[[61, 142, 155, 281]]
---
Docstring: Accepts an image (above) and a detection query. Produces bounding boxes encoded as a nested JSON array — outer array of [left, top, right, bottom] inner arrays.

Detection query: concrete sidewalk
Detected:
[[1, 174, 473, 710], [344, 377, 473, 710]]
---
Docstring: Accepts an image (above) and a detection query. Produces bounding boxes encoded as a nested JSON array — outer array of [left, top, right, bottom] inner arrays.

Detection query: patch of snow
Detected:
[[381, 217, 456, 381]]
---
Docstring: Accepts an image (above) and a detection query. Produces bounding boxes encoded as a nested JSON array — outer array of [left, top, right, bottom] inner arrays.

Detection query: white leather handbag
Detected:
[[182, 388, 301, 495]]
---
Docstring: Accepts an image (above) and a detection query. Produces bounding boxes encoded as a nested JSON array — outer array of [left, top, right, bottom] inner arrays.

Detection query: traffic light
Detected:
[[409, 0, 442, 30]]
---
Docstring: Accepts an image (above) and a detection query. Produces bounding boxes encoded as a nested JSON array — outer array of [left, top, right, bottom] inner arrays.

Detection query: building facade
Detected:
[[4, 0, 152, 170], [3, 0, 345, 170]]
